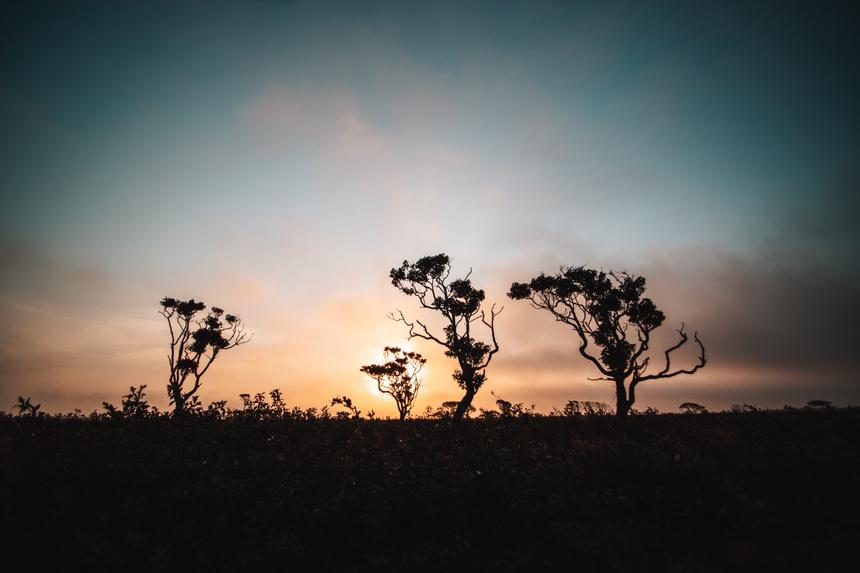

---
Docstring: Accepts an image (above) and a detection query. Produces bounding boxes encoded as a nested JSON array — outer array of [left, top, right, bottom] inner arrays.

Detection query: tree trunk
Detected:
[[453, 386, 476, 423], [614, 379, 631, 418], [171, 386, 186, 416]]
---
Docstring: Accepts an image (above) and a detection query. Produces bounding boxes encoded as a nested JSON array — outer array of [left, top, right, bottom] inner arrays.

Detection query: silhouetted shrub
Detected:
[[426, 401, 476, 419], [480, 392, 536, 418], [204, 400, 228, 419], [555, 400, 611, 417], [102, 385, 152, 420], [14, 396, 41, 416], [330, 395, 362, 419], [679, 402, 707, 414], [730, 403, 761, 413]]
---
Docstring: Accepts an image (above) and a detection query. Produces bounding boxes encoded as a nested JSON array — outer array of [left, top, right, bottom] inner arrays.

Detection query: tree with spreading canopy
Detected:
[[361, 346, 427, 420], [508, 266, 706, 418], [679, 402, 708, 414], [390, 254, 501, 422], [159, 297, 250, 415]]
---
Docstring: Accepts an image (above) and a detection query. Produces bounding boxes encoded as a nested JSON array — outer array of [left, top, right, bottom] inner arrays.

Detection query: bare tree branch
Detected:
[[636, 330, 707, 383]]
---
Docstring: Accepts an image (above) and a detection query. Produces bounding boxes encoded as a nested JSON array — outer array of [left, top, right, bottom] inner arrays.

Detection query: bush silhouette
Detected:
[[479, 392, 536, 418], [679, 402, 708, 414], [425, 401, 476, 419], [330, 395, 362, 419], [14, 396, 41, 416], [557, 400, 612, 417], [102, 385, 152, 419]]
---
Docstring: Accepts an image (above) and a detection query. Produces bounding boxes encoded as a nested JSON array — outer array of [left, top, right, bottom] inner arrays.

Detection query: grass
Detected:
[[2, 409, 858, 571]]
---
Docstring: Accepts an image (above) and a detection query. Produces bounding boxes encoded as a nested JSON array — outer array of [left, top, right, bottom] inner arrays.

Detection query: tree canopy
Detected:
[[361, 346, 426, 420], [390, 254, 501, 422], [159, 297, 250, 414], [509, 266, 706, 417]]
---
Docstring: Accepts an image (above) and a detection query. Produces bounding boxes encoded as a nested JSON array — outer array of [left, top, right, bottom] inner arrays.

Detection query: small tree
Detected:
[[159, 297, 250, 415], [361, 346, 426, 420], [390, 254, 501, 422], [509, 266, 706, 418], [679, 402, 707, 414]]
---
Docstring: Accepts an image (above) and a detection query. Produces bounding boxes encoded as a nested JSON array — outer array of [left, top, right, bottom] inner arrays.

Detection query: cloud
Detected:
[[477, 242, 860, 411], [238, 85, 388, 159], [640, 246, 859, 376]]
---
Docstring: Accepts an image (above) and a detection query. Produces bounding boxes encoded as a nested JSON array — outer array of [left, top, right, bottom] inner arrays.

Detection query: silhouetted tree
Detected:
[[390, 254, 501, 422], [159, 297, 250, 415], [509, 267, 706, 418], [361, 346, 426, 420], [679, 402, 708, 414]]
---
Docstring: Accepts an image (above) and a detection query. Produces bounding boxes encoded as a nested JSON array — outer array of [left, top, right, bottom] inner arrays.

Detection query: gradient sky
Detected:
[[2, 0, 858, 416]]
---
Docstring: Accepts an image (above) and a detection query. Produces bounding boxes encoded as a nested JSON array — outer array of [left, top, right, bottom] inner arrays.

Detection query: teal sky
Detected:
[[2, 1, 858, 413]]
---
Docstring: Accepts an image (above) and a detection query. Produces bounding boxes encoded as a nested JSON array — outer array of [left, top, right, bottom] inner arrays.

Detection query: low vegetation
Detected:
[[2, 395, 857, 570]]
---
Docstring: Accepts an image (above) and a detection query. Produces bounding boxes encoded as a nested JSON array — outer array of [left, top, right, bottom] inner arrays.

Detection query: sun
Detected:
[[361, 341, 428, 397]]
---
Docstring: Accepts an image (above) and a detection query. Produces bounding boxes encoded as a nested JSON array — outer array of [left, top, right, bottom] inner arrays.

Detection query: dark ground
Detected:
[[2, 409, 858, 571]]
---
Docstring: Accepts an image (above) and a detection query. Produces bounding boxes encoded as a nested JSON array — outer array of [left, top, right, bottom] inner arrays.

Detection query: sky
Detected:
[[2, 0, 858, 416]]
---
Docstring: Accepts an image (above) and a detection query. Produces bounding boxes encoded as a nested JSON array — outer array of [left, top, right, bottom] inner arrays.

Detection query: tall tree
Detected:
[[361, 346, 426, 420], [509, 267, 706, 417], [390, 254, 501, 422], [159, 297, 250, 415]]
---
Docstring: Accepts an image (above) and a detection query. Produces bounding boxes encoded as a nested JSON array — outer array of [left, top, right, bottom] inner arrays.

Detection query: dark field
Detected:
[[2, 410, 859, 571]]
